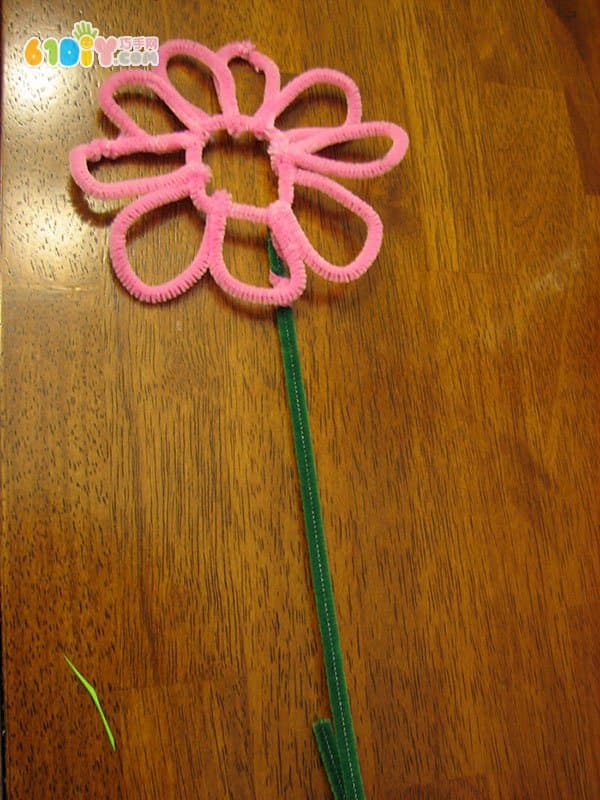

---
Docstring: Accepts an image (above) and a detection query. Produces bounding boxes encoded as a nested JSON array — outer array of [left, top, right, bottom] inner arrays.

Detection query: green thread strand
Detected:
[[270, 238, 366, 800], [64, 655, 117, 751]]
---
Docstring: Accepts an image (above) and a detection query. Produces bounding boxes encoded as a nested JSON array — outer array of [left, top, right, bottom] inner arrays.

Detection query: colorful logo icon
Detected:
[[23, 21, 159, 68]]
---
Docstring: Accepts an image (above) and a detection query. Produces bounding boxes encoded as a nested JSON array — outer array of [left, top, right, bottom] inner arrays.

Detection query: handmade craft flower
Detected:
[[71, 39, 408, 304], [70, 39, 411, 799]]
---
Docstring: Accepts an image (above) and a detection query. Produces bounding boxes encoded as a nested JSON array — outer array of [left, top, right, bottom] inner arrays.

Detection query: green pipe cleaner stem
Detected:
[[270, 237, 366, 800]]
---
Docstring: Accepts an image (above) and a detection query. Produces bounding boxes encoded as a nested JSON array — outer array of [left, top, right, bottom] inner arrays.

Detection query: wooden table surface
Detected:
[[1, 1, 598, 798]]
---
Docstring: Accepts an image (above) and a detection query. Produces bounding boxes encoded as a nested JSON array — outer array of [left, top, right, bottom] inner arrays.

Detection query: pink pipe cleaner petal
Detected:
[[205, 194, 306, 305], [153, 39, 239, 118], [289, 168, 384, 282], [268, 68, 363, 130], [70, 132, 202, 200], [216, 41, 281, 126], [110, 179, 212, 303], [99, 69, 207, 136], [292, 121, 409, 179]]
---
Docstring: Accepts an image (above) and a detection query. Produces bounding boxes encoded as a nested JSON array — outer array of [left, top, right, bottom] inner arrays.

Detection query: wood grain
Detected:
[[1, 0, 598, 798]]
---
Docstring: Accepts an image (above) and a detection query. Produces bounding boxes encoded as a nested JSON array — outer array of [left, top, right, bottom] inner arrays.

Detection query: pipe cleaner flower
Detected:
[[70, 39, 409, 305], [70, 40, 409, 799]]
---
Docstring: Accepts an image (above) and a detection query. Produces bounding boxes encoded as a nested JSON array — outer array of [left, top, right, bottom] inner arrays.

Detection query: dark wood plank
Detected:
[[2, 0, 598, 797]]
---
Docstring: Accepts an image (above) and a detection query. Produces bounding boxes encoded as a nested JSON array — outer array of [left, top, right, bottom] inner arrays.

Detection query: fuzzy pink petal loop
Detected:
[[292, 121, 409, 178], [268, 68, 362, 130], [110, 178, 212, 303], [153, 39, 239, 117], [206, 196, 306, 305], [98, 69, 205, 135], [216, 41, 282, 124], [291, 169, 384, 282], [69, 132, 198, 199]]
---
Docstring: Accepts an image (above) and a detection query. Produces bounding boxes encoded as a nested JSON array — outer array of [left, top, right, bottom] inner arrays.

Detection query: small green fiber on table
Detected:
[[270, 236, 366, 800], [64, 655, 116, 751]]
